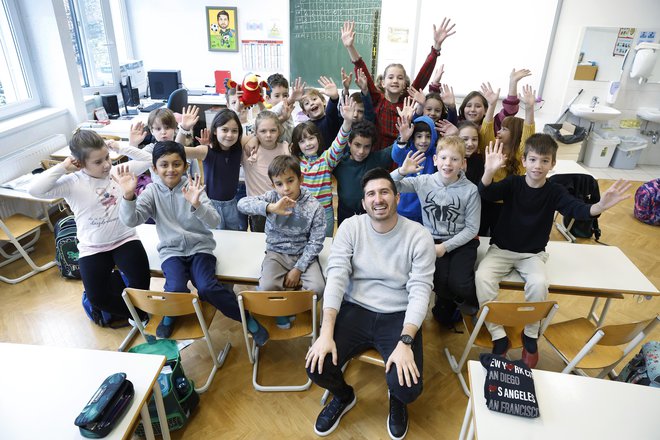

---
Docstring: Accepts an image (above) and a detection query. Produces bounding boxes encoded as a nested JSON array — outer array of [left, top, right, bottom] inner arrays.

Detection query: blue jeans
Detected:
[[307, 302, 424, 404], [161, 253, 241, 322], [324, 206, 334, 237], [211, 198, 247, 231]]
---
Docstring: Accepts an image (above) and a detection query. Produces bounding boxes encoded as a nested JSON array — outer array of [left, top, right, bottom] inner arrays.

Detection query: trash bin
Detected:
[[543, 124, 587, 144], [582, 131, 620, 168], [610, 136, 647, 169]]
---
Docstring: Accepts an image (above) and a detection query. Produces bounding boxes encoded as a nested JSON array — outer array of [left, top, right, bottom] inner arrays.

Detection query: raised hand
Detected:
[[340, 21, 355, 48], [195, 128, 211, 146], [397, 96, 416, 122], [105, 140, 120, 153], [594, 180, 632, 213], [181, 173, 206, 208], [400, 150, 426, 175], [433, 17, 456, 50], [339, 95, 357, 125], [280, 100, 293, 122], [483, 140, 507, 173], [289, 77, 305, 103], [180, 105, 200, 131], [520, 84, 537, 109], [407, 86, 426, 106], [510, 68, 532, 85], [440, 83, 455, 107], [340, 67, 353, 93], [481, 82, 500, 106], [112, 164, 138, 198], [431, 64, 445, 84], [435, 119, 458, 136], [318, 76, 339, 100], [129, 121, 147, 146], [62, 156, 82, 173], [396, 113, 414, 143], [268, 196, 296, 216], [355, 68, 368, 94]]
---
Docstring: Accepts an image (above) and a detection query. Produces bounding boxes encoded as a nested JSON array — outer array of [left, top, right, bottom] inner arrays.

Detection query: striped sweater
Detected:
[[298, 127, 350, 210]]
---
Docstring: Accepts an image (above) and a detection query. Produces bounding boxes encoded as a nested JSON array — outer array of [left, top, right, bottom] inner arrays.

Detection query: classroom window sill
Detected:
[[0, 107, 69, 141]]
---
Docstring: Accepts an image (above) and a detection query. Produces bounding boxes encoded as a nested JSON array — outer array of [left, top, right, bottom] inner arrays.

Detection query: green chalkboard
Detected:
[[290, 0, 381, 88]]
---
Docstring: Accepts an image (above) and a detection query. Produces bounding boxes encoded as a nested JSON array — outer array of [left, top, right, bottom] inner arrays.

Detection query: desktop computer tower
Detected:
[[101, 94, 121, 119], [147, 70, 182, 100]]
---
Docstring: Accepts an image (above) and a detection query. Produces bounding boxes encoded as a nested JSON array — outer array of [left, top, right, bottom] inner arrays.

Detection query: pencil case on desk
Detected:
[[74, 372, 135, 438]]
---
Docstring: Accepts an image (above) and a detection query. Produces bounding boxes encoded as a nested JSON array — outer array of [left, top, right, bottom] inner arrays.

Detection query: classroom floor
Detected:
[[581, 164, 659, 181], [1, 179, 658, 439]]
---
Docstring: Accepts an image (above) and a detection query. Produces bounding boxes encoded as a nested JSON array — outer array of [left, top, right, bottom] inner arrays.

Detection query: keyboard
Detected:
[[139, 102, 165, 113], [187, 89, 206, 96]]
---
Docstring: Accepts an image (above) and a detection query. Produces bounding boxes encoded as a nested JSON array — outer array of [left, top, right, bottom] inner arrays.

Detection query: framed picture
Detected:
[[206, 7, 238, 52]]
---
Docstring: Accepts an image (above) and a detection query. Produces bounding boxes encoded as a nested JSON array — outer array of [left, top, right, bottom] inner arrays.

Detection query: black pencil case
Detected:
[[74, 372, 135, 438]]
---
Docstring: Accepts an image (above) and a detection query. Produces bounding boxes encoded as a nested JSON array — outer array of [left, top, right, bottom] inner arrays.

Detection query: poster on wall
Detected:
[[613, 27, 635, 56], [206, 6, 238, 52]]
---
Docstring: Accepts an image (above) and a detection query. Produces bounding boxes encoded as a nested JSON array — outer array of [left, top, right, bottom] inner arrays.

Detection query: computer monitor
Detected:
[[147, 70, 182, 100]]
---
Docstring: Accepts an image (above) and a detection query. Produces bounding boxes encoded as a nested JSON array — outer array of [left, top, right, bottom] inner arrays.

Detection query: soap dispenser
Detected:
[[630, 42, 660, 84]]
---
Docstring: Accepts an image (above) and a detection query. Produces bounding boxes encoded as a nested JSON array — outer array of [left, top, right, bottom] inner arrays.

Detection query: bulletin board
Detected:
[[378, 0, 562, 99], [289, 0, 381, 87]]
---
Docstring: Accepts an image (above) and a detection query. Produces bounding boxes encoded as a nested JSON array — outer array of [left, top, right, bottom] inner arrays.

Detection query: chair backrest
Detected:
[[598, 315, 659, 346], [482, 301, 558, 327], [239, 290, 315, 317], [123, 287, 198, 317], [41, 159, 62, 170], [167, 88, 188, 113]]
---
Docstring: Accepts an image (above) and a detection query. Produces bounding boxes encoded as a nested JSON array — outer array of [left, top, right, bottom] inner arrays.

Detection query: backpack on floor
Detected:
[[54, 215, 81, 279], [81, 270, 129, 328], [617, 341, 660, 387], [634, 179, 660, 226]]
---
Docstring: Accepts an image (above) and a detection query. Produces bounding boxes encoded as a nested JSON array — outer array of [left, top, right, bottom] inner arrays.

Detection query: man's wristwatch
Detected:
[[399, 334, 414, 346]]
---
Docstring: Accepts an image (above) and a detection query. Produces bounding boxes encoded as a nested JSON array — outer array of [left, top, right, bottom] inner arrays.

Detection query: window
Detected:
[[0, 0, 39, 119], [63, 0, 125, 92]]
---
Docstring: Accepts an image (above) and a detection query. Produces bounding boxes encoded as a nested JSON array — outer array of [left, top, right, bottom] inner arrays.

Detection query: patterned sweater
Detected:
[[298, 126, 350, 210]]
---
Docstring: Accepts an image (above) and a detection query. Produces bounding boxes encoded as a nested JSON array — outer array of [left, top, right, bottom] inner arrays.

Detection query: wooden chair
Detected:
[[319, 348, 385, 406], [543, 315, 659, 377], [238, 290, 318, 392], [40, 159, 62, 170], [121, 288, 231, 393], [0, 215, 56, 284], [444, 300, 559, 396]]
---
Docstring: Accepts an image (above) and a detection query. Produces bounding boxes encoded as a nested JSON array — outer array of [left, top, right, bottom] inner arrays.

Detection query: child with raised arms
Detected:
[[290, 96, 357, 236], [29, 129, 153, 320], [116, 141, 268, 343], [341, 18, 455, 150], [392, 136, 481, 327]]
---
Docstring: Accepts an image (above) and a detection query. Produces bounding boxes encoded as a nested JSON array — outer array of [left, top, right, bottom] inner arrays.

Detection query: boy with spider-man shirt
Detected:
[[391, 136, 481, 329]]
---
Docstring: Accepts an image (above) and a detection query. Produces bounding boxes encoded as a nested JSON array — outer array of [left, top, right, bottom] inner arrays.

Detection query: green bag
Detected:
[[129, 340, 199, 436]]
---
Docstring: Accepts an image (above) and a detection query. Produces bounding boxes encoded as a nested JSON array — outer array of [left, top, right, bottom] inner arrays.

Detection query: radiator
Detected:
[[0, 134, 68, 218]]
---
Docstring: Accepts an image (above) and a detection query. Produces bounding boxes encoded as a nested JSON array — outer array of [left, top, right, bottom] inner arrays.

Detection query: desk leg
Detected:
[[139, 401, 155, 440], [597, 298, 612, 327], [588, 298, 600, 323], [459, 395, 472, 440], [589, 297, 612, 326], [152, 381, 171, 440], [40, 202, 55, 232]]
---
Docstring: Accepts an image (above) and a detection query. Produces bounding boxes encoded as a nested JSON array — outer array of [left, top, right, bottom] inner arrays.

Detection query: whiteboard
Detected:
[[377, 0, 561, 98]]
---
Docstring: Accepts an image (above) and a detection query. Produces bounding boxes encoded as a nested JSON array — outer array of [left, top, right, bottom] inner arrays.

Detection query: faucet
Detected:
[[590, 96, 599, 108], [651, 130, 658, 145]]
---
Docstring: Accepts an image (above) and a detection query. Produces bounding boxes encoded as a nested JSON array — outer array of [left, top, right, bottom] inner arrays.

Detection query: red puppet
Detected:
[[224, 73, 271, 108]]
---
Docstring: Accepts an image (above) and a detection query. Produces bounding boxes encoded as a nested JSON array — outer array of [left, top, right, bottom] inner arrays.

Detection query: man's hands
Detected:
[[181, 174, 206, 209], [305, 333, 337, 374], [386, 340, 420, 387]]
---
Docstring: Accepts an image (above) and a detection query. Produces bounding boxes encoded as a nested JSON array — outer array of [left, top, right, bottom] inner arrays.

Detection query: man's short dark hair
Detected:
[[524, 133, 558, 161], [361, 168, 397, 196], [268, 154, 301, 181]]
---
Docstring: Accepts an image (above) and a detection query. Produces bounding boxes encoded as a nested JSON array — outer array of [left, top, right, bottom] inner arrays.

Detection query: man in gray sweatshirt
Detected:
[[305, 168, 435, 440]]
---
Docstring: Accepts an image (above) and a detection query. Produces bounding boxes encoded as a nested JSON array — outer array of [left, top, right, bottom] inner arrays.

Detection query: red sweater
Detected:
[[353, 47, 438, 151]]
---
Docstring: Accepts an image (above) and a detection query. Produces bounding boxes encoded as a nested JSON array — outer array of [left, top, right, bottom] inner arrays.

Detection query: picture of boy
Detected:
[[476, 134, 630, 367], [333, 120, 392, 225], [237, 155, 326, 329], [393, 136, 481, 329], [116, 141, 268, 344]]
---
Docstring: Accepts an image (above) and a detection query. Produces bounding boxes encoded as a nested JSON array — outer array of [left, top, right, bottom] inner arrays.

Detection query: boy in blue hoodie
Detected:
[[116, 141, 268, 344], [391, 114, 438, 224], [392, 136, 481, 328]]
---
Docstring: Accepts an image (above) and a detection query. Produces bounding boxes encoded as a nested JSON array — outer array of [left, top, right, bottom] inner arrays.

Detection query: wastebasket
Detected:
[[543, 124, 587, 144], [610, 136, 647, 169], [583, 131, 620, 168]]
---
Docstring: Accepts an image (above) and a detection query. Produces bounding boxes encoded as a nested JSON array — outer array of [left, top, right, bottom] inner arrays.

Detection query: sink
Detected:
[[570, 104, 621, 122], [637, 108, 660, 124]]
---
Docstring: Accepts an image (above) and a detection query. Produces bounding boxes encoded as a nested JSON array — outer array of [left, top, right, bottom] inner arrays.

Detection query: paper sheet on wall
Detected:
[[241, 40, 283, 72]]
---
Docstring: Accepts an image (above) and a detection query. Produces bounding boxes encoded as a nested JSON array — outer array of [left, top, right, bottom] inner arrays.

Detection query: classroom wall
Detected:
[[125, 0, 290, 89]]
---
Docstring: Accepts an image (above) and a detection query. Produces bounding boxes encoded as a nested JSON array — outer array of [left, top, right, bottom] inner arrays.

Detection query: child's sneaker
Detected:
[[156, 316, 176, 338], [276, 316, 292, 329], [247, 317, 269, 347]]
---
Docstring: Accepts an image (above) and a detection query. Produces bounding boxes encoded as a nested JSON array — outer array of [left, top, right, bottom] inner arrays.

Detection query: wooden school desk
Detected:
[[0, 342, 171, 440], [476, 237, 659, 325], [459, 360, 660, 440], [136, 224, 333, 285], [0, 187, 63, 231]]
